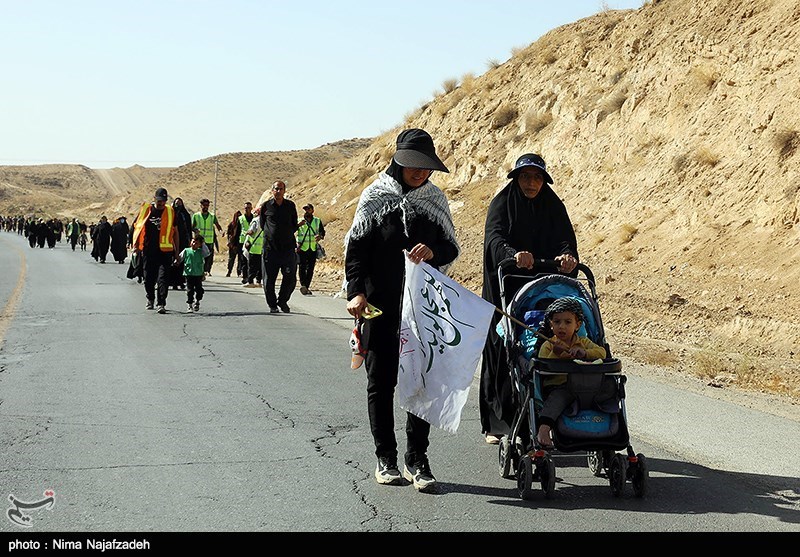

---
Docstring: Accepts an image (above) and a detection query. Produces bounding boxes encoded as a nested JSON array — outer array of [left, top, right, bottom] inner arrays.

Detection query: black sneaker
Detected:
[[146, 300, 155, 310], [269, 306, 280, 313], [375, 457, 402, 485], [157, 305, 166, 314], [279, 303, 291, 313], [403, 456, 437, 493], [193, 302, 200, 312]]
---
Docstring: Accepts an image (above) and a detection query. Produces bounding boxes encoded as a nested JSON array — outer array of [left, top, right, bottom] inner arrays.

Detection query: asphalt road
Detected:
[[0, 232, 798, 538]]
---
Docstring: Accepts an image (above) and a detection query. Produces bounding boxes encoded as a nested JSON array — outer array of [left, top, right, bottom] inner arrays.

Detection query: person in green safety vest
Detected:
[[191, 198, 223, 277], [66, 217, 80, 251], [296, 203, 325, 295]]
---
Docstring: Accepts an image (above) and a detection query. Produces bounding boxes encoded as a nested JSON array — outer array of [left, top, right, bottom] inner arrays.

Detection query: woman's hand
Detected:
[[514, 251, 534, 269], [347, 293, 369, 318], [555, 254, 578, 273], [407, 243, 433, 264]]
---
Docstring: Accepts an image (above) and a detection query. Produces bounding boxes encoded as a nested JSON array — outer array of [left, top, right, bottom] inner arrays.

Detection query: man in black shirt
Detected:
[[131, 187, 179, 313], [259, 180, 298, 313]]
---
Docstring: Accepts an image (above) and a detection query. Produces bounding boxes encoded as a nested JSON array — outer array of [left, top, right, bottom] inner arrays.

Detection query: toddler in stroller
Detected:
[[536, 296, 611, 449], [494, 259, 648, 500]]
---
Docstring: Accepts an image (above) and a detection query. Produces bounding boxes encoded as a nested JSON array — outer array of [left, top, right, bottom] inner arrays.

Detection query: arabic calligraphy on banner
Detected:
[[398, 254, 495, 433]]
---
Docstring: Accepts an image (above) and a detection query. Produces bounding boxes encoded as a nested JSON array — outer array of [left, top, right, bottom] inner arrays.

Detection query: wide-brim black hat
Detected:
[[392, 128, 449, 173], [507, 153, 553, 184]]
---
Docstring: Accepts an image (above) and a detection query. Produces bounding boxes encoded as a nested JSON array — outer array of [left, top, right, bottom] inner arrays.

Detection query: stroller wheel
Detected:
[[498, 436, 516, 479], [609, 453, 627, 497], [587, 451, 604, 477], [517, 455, 535, 501], [631, 453, 649, 498], [539, 456, 556, 499]]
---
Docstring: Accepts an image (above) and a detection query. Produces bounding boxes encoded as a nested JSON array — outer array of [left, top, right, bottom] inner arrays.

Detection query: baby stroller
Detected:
[[494, 258, 648, 500]]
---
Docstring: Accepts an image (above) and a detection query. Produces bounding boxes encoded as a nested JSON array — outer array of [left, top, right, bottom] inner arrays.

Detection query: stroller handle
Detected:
[[498, 257, 595, 284]]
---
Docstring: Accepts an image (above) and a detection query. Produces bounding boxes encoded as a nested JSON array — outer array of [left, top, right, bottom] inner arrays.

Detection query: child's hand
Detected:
[[568, 346, 588, 359]]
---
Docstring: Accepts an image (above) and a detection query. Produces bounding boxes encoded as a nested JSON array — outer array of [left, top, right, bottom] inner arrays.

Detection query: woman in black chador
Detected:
[[479, 153, 579, 444], [92, 216, 112, 263], [110, 216, 130, 263]]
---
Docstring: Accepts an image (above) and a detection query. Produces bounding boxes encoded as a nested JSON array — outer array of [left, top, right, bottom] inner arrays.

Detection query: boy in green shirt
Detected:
[[179, 234, 207, 312]]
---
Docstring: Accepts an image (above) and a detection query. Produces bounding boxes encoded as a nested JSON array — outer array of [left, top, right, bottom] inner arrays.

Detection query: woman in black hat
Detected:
[[344, 128, 459, 493], [479, 153, 579, 444]]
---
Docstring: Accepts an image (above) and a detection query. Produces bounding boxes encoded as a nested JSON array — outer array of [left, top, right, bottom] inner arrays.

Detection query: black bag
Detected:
[[315, 245, 326, 260]]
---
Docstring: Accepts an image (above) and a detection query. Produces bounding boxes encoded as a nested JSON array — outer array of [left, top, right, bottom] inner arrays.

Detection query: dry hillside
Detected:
[[0, 165, 173, 220], [1, 0, 798, 405]]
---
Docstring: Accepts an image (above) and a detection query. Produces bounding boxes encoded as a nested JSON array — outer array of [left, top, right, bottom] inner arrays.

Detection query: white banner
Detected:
[[398, 254, 496, 433]]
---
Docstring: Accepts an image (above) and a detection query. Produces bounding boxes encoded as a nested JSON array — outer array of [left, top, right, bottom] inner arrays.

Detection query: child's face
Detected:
[[549, 311, 581, 342], [191, 238, 202, 248]]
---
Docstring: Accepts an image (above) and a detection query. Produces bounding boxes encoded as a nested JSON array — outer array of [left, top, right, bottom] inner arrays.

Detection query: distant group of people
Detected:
[[0, 214, 130, 262], [125, 183, 327, 316]]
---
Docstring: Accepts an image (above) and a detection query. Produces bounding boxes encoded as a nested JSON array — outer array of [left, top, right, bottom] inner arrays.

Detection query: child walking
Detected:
[[180, 233, 207, 313]]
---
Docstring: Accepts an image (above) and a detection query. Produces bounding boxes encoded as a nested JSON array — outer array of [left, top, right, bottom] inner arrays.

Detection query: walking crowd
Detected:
[[1, 128, 585, 496]]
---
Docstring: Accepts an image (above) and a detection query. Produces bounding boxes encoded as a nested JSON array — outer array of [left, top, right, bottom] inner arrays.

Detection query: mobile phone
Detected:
[[361, 303, 383, 320]]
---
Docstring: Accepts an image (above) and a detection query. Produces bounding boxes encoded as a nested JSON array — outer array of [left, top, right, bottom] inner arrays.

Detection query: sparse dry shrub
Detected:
[[460, 72, 476, 93], [619, 222, 638, 243], [542, 50, 558, 65], [610, 70, 625, 85], [689, 64, 720, 90], [773, 128, 800, 160], [620, 248, 634, 261], [586, 231, 606, 248], [379, 145, 394, 164], [525, 109, 553, 133], [692, 349, 723, 381], [403, 101, 429, 123], [672, 153, 689, 174], [641, 346, 679, 367], [434, 88, 467, 118], [442, 78, 458, 94], [491, 103, 518, 130], [633, 129, 664, 150], [354, 167, 375, 185], [692, 349, 791, 394], [510, 45, 525, 57], [486, 58, 501, 70], [693, 146, 721, 167], [601, 90, 628, 116]]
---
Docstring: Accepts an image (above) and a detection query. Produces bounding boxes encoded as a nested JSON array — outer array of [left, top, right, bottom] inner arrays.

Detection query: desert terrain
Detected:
[[1, 0, 798, 409]]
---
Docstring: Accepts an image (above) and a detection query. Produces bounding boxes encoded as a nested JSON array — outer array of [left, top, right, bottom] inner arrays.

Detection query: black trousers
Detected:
[[143, 251, 173, 306], [364, 313, 430, 465], [297, 248, 317, 288], [246, 252, 261, 284], [203, 243, 214, 273], [227, 247, 244, 276], [262, 249, 297, 308], [185, 275, 204, 305]]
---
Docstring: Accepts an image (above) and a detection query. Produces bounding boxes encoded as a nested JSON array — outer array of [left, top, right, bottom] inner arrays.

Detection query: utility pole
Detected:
[[213, 159, 219, 217]]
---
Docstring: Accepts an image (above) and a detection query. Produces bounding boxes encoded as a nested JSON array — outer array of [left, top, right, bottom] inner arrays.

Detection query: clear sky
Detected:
[[1, 0, 642, 168]]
